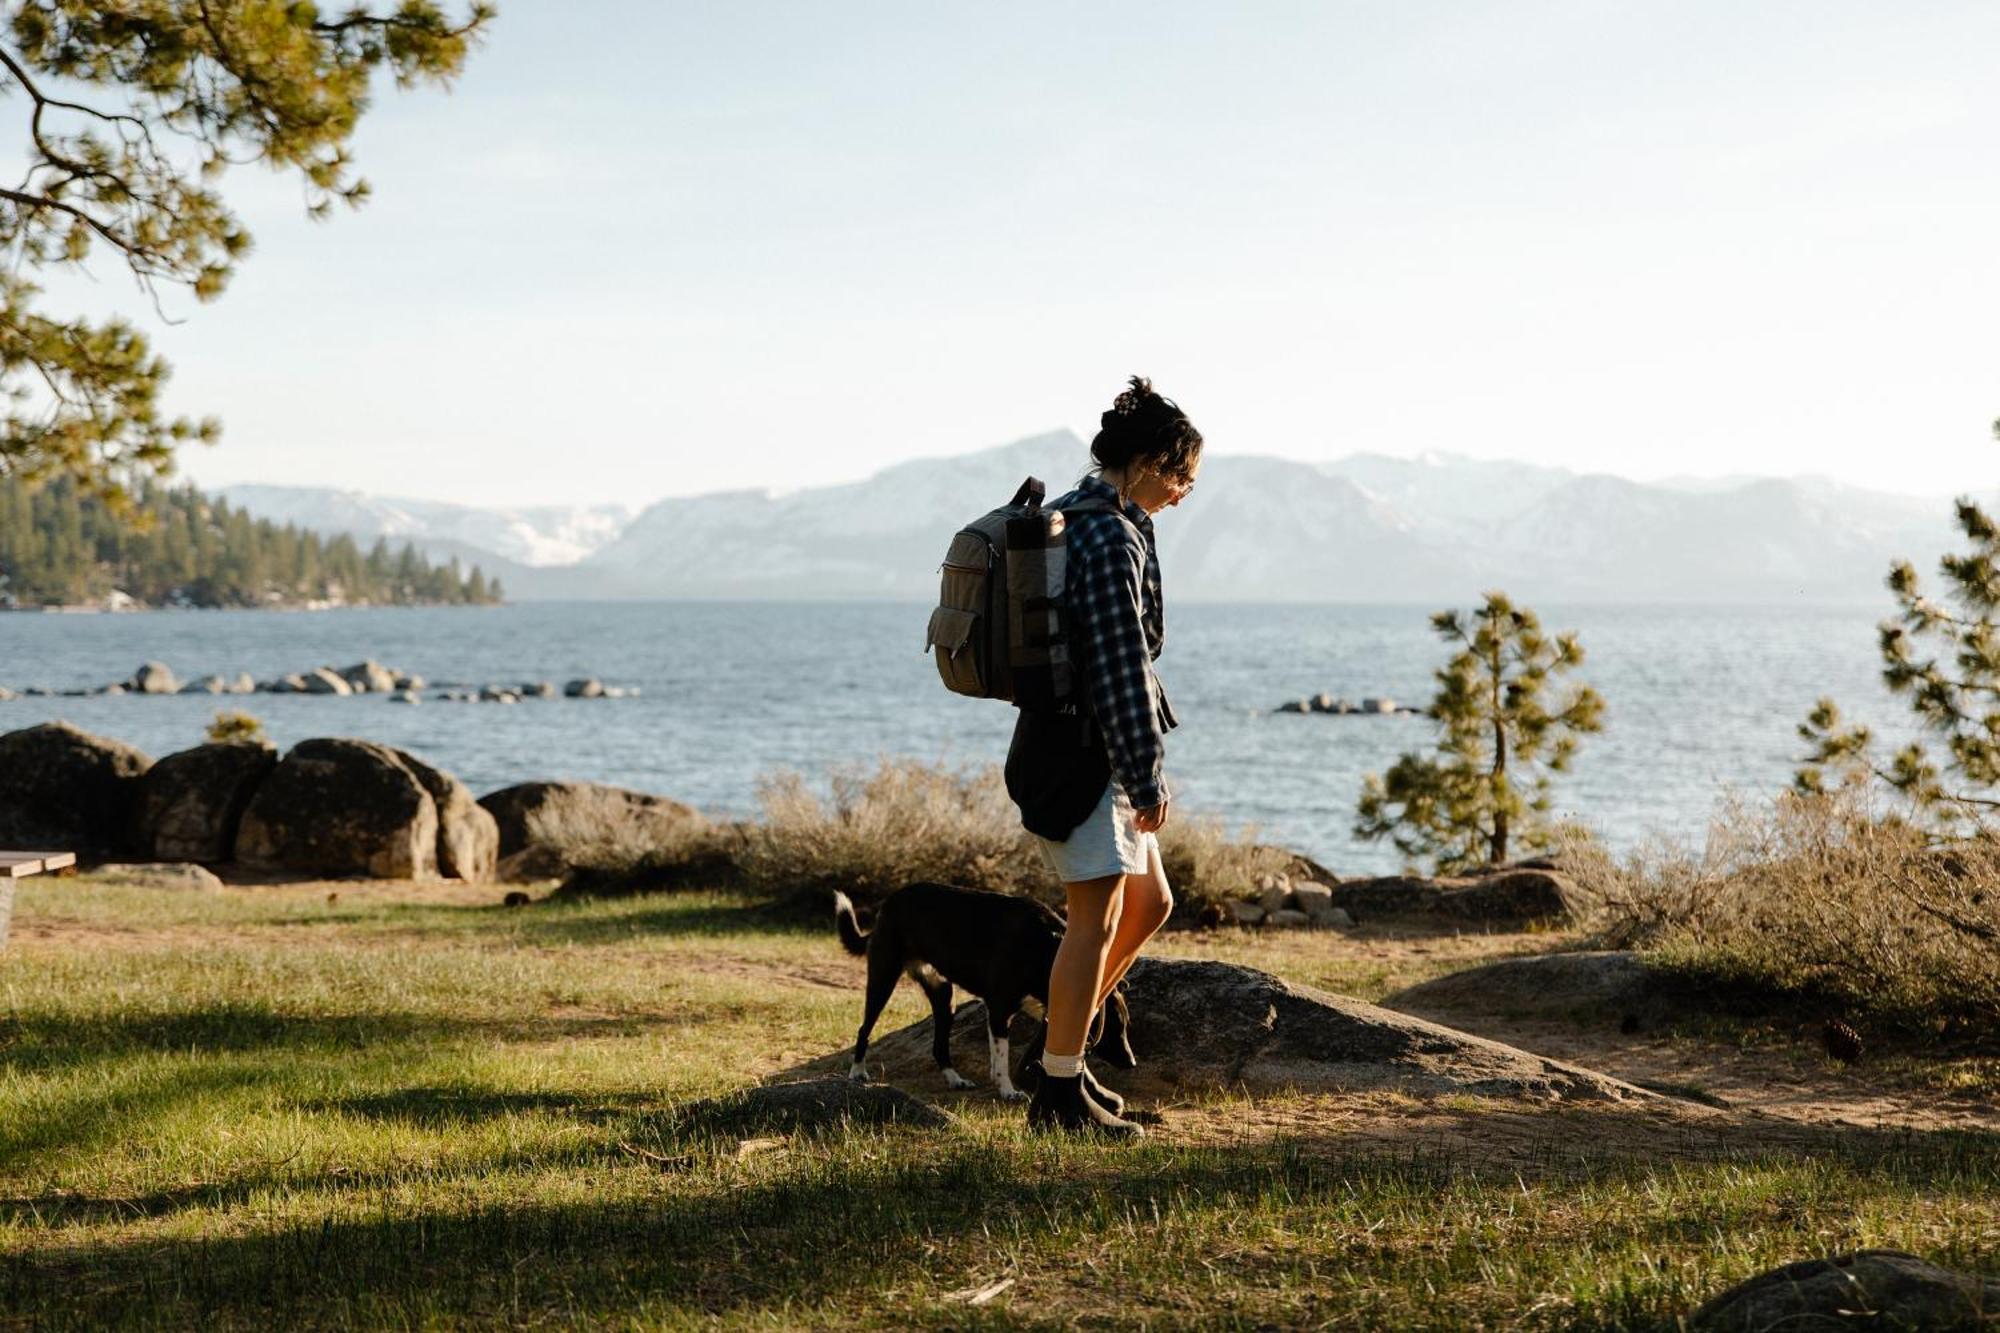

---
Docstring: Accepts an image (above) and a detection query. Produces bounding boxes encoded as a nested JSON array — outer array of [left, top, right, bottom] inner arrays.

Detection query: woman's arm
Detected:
[[1073, 529, 1167, 811]]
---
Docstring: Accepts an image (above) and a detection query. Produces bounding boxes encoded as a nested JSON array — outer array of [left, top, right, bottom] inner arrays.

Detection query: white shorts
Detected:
[[1034, 780, 1157, 884]]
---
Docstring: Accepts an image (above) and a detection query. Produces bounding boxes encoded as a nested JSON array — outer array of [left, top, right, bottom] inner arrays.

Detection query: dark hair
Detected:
[[1090, 375, 1202, 483]]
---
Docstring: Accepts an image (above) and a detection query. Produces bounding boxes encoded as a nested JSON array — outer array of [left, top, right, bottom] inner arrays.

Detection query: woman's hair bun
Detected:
[[1092, 374, 1203, 477]]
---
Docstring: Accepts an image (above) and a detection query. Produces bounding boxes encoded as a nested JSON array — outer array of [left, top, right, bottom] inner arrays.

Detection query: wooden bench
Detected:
[[1, 851, 77, 879]]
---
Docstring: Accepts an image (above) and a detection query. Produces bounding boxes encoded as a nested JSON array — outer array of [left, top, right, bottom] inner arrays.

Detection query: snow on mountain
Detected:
[[215, 440, 1975, 603], [218, 485, 633, 568]]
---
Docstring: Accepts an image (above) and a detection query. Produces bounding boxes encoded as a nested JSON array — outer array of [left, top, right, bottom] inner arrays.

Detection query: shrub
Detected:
[[1157, 815, 1296, 914], [205, 710, 265, 745], [1561, 789, 2000, 1038], [739, 760, 1048, 908]]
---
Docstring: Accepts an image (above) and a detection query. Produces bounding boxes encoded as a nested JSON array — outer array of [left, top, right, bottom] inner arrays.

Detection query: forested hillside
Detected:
[[0, 477, 501, 609]]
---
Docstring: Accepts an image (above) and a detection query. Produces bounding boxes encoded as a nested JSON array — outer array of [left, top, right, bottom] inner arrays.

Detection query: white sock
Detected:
[[1043, 1052, 1083, 1079]]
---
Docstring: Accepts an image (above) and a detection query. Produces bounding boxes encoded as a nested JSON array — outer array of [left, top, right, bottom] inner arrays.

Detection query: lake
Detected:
[[0, 600, 1900, 874]]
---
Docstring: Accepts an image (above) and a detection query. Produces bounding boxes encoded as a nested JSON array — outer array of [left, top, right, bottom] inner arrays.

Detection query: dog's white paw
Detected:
[[942, 1069, 976, 1090], [997, 1087, 1028, 1103], [847, 1064, 871, 1084]]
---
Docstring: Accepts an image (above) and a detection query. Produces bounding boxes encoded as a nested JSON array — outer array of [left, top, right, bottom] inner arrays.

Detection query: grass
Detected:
[[1, 876, 1996, 1329]]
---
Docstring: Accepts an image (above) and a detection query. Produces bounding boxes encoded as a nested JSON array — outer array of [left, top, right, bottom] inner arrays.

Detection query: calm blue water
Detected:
[[0, 601, 1898, 874]]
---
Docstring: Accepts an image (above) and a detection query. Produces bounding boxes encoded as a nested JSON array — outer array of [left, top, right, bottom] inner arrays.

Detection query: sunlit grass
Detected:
[[0, 876, 1994, 1329]]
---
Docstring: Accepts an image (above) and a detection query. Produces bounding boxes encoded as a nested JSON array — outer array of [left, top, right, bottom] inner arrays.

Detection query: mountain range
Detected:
[[216, 433, 1974, 602]]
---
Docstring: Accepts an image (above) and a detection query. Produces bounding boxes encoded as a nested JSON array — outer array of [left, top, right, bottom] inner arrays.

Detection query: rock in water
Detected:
[[0, 722, 152, 855], [338, 661, 398, 694], [392, 748, 498, 882], [564, 678, 606, 699], [236, 738, 439, 878], [136, 741, 278, 863], [1692, 1251, 2000, 1331], [301, 667, 353, 696], [131, 661, 179, 694]]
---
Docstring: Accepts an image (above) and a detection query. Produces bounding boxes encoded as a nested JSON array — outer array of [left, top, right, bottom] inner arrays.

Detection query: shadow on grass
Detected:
[[0, 1006, 656, 1074], [4, 1123, 1998, 1328], [307, 1085, 654, 1129]]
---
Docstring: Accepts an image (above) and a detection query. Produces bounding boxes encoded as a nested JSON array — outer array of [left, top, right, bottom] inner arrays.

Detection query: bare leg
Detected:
[[1095, 840, 1173, 1008], [1043, 873, 1124, 1060]]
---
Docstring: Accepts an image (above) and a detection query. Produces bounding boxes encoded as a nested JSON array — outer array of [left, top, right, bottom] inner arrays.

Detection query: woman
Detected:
[[1005, 375, 1201, 1138]]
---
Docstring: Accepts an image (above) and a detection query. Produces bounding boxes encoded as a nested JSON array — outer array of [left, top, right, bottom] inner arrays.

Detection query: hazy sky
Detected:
[[46, 2, 2000, 507]]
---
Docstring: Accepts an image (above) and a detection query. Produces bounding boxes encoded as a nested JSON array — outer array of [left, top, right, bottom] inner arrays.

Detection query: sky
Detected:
[[34, 1, 2000, 507]]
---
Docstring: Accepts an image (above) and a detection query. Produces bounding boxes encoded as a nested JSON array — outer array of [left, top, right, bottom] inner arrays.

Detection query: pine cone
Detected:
[[1822, 1017, 1864, 1063]]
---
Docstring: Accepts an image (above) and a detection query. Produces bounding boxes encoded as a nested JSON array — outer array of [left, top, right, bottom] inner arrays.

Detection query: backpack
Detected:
[[926, 475, 1116, 711]]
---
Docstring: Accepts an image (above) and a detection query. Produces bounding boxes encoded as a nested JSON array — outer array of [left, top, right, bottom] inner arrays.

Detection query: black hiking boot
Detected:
[[1026, 1072, 1143, 1139], [1020, 1059, 1128, 1115]]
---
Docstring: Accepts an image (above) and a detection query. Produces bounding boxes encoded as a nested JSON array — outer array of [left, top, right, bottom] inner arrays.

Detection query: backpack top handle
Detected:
[[1011, 476, 1046, 509]]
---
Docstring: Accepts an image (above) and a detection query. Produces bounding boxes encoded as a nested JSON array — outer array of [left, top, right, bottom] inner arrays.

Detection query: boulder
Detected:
[[226, 673, 257, 695], [0, 722, 152, 855], [1691, 1250, 2000, 1331], [179, 675, 228, 695], [236, 739, 439, 878], [1383, 951, 1756, 1033], [816, 958, 1650, 1103], [136, 741, 278, 862], [387, 689, 421, 705], [1308, 906, 1356, 929], [521, 681, 556, 699], [477, 780, 700, 859], [1309, 693, 1339, 713], [393, 673, 427, 691], [131, 661, 179, 694], [94, 684, 127, 696], [338, 660, 398, 694], [1276, 699, 1308, 714], [1230, 901, 1266, 926], [300, 667, 352, 696], [1329, 868, 1575, 926], [88, 862, 225, 892], [564, 678, 605, 699], [1257, 882, 1292, 915], [0, 686, 14, 701], [1292, 881, 1334, 914], [392, 748, 498, 882], [1360, 696, 1396, 713], [1268, 907, 1310, 927]]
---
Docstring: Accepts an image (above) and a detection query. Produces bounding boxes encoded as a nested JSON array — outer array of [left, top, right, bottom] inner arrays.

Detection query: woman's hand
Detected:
[[1134, 798, 1169, 834]]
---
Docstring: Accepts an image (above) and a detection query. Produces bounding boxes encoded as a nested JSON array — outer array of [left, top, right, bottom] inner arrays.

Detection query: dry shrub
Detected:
[[1561, 789, 2000, 1036], [1158, 815, 1296, 913], [529, 786, 743, 896], [740, 760, 1049, 907], [736, 759, 1293, 917]]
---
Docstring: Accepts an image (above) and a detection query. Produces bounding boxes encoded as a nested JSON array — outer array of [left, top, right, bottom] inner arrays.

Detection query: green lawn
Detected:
[[1, 879, 1995, 1330]]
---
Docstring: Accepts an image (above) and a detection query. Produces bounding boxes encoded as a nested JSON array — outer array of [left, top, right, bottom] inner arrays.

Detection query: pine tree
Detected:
[[1798, 423, 2000, 830], [1356, 591, 1606, 872], [0, 4, 494, 505]]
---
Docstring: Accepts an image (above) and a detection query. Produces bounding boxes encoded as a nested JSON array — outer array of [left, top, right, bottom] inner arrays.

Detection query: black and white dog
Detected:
[[833, 882, 1134, 1100]]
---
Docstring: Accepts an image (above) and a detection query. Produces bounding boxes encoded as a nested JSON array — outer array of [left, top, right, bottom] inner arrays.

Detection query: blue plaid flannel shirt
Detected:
[[1055, 473, 1178, 810]]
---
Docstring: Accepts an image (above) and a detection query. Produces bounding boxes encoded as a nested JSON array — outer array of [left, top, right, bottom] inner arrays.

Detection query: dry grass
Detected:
[[740, 760, 1049, 906], [525, 785, 745, 896], [1560, 789, 2000, 1037], [545, 759, 1296, 915]]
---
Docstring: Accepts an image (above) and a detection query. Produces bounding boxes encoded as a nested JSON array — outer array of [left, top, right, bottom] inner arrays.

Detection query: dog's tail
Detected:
[[832, 891, 870, 956]]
